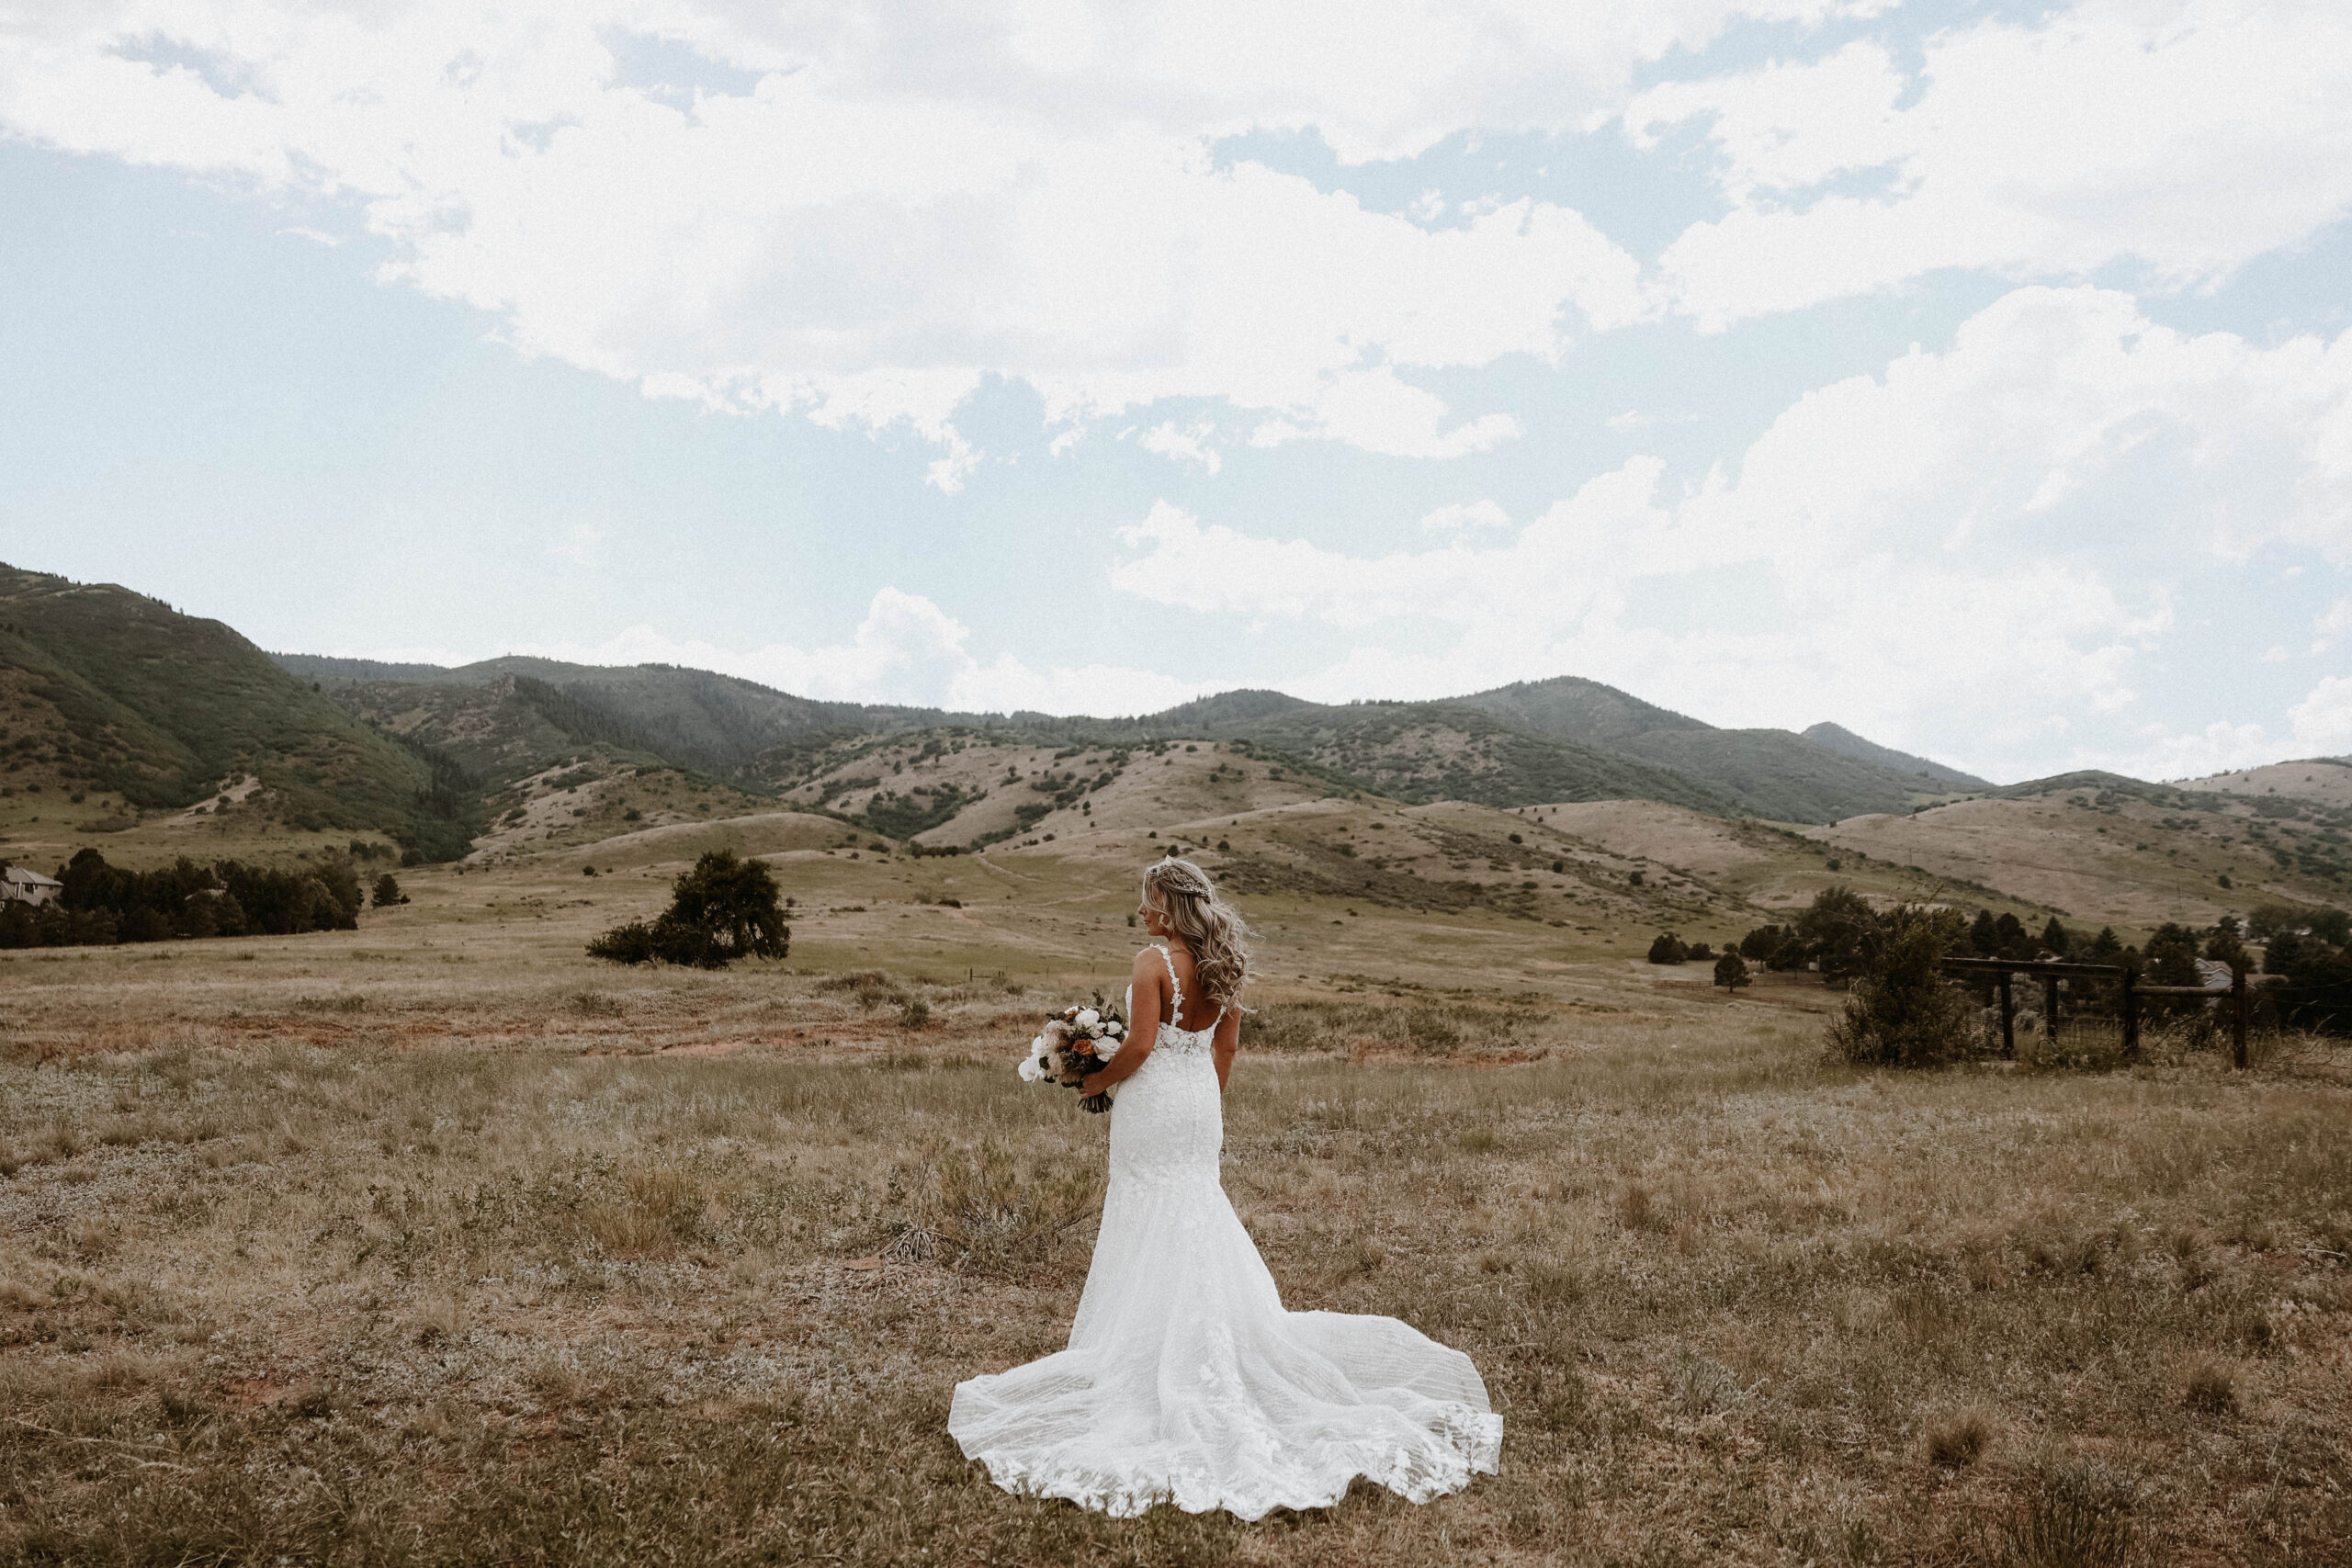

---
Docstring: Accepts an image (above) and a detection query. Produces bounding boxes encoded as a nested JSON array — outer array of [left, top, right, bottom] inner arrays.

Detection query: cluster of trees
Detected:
[[2250, 903, 2352, 1033], [1731, 896, 2134, 985], [587, 849, 789, 969], [1644, 932, 1718, 964], [0, 848, 366, 948]]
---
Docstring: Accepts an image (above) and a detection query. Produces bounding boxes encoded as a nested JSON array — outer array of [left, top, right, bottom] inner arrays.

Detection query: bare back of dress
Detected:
[[949, 945, 1499, 1518]]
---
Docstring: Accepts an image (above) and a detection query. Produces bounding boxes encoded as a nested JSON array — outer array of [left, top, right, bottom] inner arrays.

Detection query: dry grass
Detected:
[[0, 847, 2346, 1565]]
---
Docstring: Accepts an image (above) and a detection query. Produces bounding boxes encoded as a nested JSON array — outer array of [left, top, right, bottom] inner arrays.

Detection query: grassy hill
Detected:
[[0, 565, 469, 859], [1608, 726, 1938, 821], [1443, 674, 1708, 745], [282, 658, 1970, 828], [1803, 721, 1990, 789], [2181, 756, 2352, 810]]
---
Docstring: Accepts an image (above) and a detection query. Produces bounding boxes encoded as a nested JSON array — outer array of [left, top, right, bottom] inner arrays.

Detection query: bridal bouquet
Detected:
[[1018, 998, 1125, 1113]]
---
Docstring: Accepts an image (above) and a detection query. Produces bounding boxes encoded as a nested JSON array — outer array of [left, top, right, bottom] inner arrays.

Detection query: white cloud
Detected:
[[356, 587, 1203, 715], [0, 0, 1746, 473], [2127, 721, 2275, 782], [1111, 286, 2352, 768], [2290, 675, 2352, 754], [1632, 3, 2352, 328], [1419, 500, 1511, 532], [1136, 422, 1221, 475], [2314, 598, 2352, 653]]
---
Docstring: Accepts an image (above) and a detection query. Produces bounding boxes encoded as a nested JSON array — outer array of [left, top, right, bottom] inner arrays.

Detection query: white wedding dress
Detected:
[[949, 947, 1501, 1518]]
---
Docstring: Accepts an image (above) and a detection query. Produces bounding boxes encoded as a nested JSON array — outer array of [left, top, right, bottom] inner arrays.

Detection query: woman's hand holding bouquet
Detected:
[[1017, 998, 1126, 1113]]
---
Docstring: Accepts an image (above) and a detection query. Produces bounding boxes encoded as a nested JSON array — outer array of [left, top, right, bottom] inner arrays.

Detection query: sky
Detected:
[[2, 1, 2349, 785]]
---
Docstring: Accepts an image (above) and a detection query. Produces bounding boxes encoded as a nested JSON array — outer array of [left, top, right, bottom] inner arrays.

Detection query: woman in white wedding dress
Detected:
[[949, 857, 1500, 1519]]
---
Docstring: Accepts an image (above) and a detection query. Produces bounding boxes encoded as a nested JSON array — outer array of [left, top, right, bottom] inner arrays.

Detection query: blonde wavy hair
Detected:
[[1141, 856, 1255, 1012]]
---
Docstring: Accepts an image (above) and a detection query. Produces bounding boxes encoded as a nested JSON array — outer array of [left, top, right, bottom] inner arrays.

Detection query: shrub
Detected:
[[1828, 906, 1974, 1067], [2002, 1461, 2136, 1568], [1646, 931, 1688, 964], [587, 850, 789, 968], [2182, 1359, 2237, 1416], [1925, 1408, 1991, 1468]]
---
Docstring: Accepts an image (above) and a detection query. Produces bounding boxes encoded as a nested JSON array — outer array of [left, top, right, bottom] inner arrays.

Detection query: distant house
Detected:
[[1, 866, 62, 907]]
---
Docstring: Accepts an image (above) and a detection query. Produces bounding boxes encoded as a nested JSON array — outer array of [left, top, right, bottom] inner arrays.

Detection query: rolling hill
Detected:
[[0, 558, 2070, 881], [278, 655, 1962, 828], [1803, 722, 1990, 790], [0, 564, 470, 859]]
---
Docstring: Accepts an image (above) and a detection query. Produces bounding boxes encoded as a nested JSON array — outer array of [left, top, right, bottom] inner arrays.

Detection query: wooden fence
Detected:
[[1937, 955, 2254, 1068]]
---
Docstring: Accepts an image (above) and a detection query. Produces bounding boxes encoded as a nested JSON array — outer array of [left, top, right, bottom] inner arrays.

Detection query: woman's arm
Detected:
[[1212, 1007, 1239, 1090], [1081, 949, 1166, 1091]]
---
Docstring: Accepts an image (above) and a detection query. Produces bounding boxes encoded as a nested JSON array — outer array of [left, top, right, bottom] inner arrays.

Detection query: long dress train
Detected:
[[948, 946, 1500, 1519]]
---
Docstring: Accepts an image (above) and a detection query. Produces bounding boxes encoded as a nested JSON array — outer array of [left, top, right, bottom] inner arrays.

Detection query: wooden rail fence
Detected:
[[1937, 955, 2254, 1068]]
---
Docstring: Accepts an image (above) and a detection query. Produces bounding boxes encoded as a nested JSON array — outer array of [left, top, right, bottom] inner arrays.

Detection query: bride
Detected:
[[949, 857, 1501, 1518]]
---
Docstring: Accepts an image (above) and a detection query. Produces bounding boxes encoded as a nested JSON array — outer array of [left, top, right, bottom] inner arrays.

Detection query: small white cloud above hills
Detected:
[[351, 588, 1205, 717]]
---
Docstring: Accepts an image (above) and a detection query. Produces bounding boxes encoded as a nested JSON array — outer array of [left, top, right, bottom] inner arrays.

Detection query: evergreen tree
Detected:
[[1970, 908, 2000, 955], [1713, 951, 1751, 992], [1992, 912, 2033, 961], [2041, 917, 2071, 955], [371, 873, 403, 908], [1646, 931, 1689, 964], [2203, 928, 2249, 973], [1797, 886, 1881, 984], [2087, 926, 2122, 962], [1828, 906, 1973, 1066]]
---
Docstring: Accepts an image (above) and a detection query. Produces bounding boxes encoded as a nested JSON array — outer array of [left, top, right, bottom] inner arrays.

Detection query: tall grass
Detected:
[[0, 1007, 2346, 1562]]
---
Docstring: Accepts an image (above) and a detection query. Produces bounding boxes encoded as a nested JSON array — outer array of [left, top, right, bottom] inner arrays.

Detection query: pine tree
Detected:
[[1970, 908, 2000, 955], [2041, 917, 2071, 955]]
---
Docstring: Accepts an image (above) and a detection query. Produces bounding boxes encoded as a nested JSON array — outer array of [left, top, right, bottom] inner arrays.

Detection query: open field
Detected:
[[2, 834, 2349, 1568]]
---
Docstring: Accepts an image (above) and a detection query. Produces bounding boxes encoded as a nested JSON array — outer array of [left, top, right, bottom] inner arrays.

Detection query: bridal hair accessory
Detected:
[[1139, 857, 1255, 1012], [1019, 996, 1125, 1113]]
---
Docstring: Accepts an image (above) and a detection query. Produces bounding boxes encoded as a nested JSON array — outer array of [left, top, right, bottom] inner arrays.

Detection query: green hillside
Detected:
[[280, 658, 1982, 827], [1445, 674, 1708, 745], [1609, 727, 1928, 821], [1804, 721, 1990, 789], [0, 565, 470, 858], [1193, 702, 1741, 814]]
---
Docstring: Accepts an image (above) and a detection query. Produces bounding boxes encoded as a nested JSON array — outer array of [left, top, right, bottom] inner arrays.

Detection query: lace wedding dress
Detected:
[[949, 947, 1501, 1518]]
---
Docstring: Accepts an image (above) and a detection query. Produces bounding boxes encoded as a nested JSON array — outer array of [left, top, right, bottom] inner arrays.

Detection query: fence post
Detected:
[[2042, 974, 2060, 1041], [2121, 969, 2139, 1061], [1998, 972, 2015, 1059], [2232, 966, 2248, 1070]]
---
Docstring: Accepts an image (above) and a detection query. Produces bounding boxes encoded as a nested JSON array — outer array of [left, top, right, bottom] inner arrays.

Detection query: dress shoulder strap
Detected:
[[1152, 942, 1185, 1021]]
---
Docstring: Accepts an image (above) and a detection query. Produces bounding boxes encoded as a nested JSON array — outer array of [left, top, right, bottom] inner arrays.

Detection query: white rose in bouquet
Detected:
[[1075, 1008, 1100, 1027]]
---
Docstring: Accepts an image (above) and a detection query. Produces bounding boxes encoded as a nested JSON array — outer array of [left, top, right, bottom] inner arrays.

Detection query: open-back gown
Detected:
[[948, 947, 1500, 1518]]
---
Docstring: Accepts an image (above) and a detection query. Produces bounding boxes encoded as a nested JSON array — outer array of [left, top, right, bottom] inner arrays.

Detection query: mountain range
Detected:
[[17, 557, 2294, 869]]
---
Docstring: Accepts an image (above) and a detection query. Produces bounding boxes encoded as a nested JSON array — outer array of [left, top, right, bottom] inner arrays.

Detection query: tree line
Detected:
[[0, 848, 399, 948], [1673, 885, 2352, 1064]]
